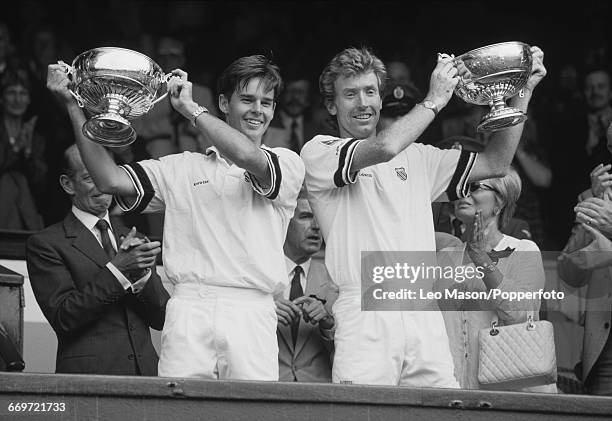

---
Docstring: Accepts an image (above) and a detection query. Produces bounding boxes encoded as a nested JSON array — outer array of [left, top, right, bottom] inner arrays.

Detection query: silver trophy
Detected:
[[453, 42, 533, 132], [59, 47, 171, 147]]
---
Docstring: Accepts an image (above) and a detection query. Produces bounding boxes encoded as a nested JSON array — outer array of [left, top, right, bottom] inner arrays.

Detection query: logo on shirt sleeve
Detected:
[[395, 167, 407, 181], [320, 137, 342, 146]]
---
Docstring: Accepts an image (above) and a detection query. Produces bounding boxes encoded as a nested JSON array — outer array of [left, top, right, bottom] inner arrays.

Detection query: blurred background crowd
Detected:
[[1, 0, 611, 251]]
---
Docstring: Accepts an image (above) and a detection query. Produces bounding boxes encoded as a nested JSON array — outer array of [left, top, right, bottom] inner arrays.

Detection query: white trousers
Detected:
[[158, 284, 279, 381], [332, 293, 459, 387]]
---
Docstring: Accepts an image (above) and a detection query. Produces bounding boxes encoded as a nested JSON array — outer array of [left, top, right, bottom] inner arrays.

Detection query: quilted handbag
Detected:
[[478, 315, 557, 390]]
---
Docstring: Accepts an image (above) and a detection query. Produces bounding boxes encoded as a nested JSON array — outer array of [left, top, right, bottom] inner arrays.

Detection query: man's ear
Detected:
[[325, 100, 337, 116], [218, 94, 229, 114], [59, 174, 74, 196]]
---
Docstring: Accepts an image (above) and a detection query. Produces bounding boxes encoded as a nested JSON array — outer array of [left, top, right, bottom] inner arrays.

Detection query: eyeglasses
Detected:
[[467, 182, 498, 195]]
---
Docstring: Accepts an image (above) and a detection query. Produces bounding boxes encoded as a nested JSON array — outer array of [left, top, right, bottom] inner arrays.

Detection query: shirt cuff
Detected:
[[130, 269, 152, 294], [333, 139, 362, 188], [249, 149, 282, 200], [445, 150, 478, 201], [106, 262, 132, 290]]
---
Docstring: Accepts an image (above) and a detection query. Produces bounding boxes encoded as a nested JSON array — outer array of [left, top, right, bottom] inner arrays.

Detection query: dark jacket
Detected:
[[26, 213, 169, 375]]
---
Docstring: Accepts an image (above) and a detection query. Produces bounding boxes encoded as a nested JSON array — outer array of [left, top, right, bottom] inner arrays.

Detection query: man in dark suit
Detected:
[[274, 189, 338, 382], [263, 76, 322, 153], [26, 144, 169, 375]]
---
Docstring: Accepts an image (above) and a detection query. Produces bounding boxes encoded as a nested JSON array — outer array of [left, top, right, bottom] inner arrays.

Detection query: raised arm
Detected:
[[468, 46, 547, 182], [349, 56, 458, 172], [46, 64, 136, 196], [166, 69, 272, 187]]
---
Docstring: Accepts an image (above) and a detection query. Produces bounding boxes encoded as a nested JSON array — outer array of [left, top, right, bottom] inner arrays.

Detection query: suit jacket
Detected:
[[557, 221, 612, 383], [25, 212, 169, 375], [276, 258, 338, 382], [263, 112, 321, 153]]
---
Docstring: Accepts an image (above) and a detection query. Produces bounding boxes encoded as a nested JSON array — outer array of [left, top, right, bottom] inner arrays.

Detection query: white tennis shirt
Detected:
[[301, 136, 477, 291], [116, 146, 305, 293]]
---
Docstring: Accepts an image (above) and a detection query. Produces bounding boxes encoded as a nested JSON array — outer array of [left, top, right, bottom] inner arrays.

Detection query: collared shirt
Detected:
[[586, 106, 612, 155], [71, 206, 150, 292], [117, 146, 304, 293], [280, 111, 304, 148], [301, 135, 477, 290], [282, 256, 312, 300]]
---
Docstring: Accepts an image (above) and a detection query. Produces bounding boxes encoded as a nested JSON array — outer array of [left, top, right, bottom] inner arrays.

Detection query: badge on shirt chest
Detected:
[[394, 167, 407, 181]]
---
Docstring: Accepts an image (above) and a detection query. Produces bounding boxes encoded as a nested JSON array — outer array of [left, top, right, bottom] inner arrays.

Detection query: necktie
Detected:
[[288, 119, 300, 153], [289, 265, 304, 346], [95, 219, 116, 260]]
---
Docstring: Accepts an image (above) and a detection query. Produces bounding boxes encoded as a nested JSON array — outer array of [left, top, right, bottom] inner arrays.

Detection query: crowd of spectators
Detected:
[[2, 2, 611, 250], [2, 0, 612, 397]]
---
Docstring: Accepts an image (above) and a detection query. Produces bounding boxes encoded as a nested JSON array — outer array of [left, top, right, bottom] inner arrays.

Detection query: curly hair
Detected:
[[319, 47, 386, 108]]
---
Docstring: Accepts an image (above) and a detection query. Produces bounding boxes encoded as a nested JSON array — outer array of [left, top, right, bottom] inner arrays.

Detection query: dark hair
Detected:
[[583, 67, 611, 85], [319, 47, 386, 109], [1, 67, 30, 93], [217, 55, 283, 101]]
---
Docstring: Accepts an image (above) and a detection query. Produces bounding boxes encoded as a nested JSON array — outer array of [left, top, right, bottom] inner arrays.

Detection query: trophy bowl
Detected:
[[61, 47, 171, 147], [454, 42, 532, 132]]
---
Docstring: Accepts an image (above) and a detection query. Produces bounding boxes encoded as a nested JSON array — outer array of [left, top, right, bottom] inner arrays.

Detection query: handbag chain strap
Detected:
[[489, 314, 536, 336]]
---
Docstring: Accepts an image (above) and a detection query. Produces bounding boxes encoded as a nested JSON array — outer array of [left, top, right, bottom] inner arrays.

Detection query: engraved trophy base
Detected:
[[477, 106, 527, 132], [82, 113, 137, 147]]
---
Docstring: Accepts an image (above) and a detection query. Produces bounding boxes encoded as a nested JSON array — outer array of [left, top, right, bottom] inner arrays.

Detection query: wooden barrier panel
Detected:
[[1, 373, 612, 420]]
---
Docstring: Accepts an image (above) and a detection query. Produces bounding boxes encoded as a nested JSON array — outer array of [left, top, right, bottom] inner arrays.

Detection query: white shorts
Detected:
[[158, 284, 279, 381], [331, 293, 459, 387]]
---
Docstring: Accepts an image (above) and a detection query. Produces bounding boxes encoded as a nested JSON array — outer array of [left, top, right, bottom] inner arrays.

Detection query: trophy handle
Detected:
[[57, 60, 85, 108], [146, 72, 174, 112]]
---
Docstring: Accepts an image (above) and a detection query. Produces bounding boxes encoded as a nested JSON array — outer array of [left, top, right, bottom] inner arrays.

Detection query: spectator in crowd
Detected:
[[0, 68, 46, 230], [47, 54, 304, 381], [511, 109, 551, 248], [24, 24, 76, 226], [385, 59, 414, 91], [300, 45, 546, 386], [546, 67, 612, 249], [131, 35, 218, 237], [440, 102, 491, 146], [263, 73, 321, 153], [26, 144, 168, 375], [132, 35, 217, 160], [377, 82, 419, 132], [275, 187, 337, 382], [557, 121, 612, 395], [0, 22, 15, 79], [436, 168, 557, 392]]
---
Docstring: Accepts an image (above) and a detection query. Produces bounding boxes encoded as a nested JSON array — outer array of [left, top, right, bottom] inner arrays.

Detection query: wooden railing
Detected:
[[0, 373, 611, 420]]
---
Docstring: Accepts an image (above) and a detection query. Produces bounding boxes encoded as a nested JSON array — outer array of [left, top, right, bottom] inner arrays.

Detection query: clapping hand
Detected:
[[590, 164, 612, 198], [113, 227, 161, 280], [575, 197, 612, 238], [293, 296, 329, 325], [274, 297, 301, 326], [466, 209, 488, 253]]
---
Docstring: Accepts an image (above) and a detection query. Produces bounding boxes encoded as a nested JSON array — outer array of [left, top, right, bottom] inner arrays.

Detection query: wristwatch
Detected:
[[192, 105, 209, 127], [418, 100, 439, 116]]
